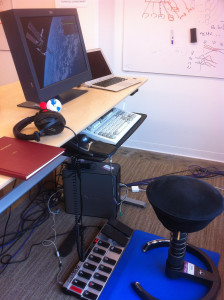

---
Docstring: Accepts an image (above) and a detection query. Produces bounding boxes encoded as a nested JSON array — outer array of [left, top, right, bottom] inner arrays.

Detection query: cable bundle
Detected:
[[0, 182, 63, 274]]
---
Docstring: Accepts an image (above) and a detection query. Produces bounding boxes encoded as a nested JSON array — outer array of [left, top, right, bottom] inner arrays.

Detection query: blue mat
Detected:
[[100, 230, 220, 300]]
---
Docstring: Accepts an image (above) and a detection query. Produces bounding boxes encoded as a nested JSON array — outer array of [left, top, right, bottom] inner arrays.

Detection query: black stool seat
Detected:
[[133, 175, 224, 300], [146, 175, 224, 233]]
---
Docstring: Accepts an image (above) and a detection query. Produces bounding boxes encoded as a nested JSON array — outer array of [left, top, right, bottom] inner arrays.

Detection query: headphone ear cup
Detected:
[[13, 110, 66, 141], [13, 115, 40, 141], [34, 110, 66, 136]]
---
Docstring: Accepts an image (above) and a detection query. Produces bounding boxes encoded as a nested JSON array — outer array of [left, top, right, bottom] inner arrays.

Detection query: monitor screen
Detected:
[[0, 9, 92, 108], [87, 49, 111, 80]]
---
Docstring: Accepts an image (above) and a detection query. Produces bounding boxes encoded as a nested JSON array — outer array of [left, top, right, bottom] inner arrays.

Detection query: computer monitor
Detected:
[[0, 8, 92, 109]]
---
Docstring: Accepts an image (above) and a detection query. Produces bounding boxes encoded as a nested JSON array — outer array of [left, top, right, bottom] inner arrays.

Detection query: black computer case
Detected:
[[62, 160, 120, 218]]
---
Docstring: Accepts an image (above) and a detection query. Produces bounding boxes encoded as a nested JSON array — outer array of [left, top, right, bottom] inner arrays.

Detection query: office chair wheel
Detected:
[[134, 175, 224, 300]]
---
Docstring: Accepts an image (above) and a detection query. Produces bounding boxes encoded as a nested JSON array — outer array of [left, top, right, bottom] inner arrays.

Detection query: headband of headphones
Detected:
[[13, 110, 66, 142]]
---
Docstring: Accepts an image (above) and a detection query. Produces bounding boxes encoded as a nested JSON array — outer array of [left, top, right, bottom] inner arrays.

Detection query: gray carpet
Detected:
[[0, 147, 223, 300]]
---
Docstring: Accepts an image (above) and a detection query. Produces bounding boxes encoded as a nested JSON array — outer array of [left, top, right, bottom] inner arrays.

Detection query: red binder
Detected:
[[0, 136, 65, 180]]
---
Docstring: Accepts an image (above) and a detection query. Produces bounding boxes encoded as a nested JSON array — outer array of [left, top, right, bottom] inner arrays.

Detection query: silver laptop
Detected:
[[85, 48, 141, 92]]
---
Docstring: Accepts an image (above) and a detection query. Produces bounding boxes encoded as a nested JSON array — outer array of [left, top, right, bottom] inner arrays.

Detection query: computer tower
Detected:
[[62, 160, 120, 218]]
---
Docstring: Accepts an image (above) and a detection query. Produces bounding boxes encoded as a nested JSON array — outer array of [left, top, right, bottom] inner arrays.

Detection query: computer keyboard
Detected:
[[81, 108, 141, 145], [93, 77, 126, 87]]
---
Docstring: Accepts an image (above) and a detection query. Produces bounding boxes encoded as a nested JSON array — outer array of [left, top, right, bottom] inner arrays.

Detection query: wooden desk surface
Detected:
[[0, 78, 147, 189]]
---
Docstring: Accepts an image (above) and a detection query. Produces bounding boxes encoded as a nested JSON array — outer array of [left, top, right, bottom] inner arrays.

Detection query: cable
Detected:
[[0, 204, 44, 258], [0, 230, 77, 266], [125, 165, 224, 187], [215, 186, 224, 192], [0, 206, 12, 255], [42, 189, 63, 284], [109, 156, 123, 217], [109, 156, 118, 204], [0, 174, 102, 276], [0, 183, 62, 273], [64, 125, 77, 137], [125, 168, 189, 187], [188, 165, 224, 178], [0, 164, 64, 273], [119, 183, 129, 216], [0, 180, 17, 254], [42, 215, 63, 285], [0, 220, 40, 273]]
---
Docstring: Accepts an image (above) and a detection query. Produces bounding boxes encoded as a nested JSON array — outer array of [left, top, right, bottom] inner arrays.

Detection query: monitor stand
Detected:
[[57, 88, 88, 105], [17, 101, 40, 109], [17, 88, 88, 109]]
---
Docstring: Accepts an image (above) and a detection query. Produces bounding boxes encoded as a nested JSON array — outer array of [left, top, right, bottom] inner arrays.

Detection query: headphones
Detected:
[[13, 110, 66, 142]]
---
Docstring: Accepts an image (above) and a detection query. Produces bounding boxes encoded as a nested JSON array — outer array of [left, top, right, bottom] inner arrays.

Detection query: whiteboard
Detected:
[[123, 0, 224, 79]]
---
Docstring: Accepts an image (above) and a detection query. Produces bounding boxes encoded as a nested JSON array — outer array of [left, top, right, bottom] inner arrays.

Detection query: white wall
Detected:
[[98, 0, 224, 163]]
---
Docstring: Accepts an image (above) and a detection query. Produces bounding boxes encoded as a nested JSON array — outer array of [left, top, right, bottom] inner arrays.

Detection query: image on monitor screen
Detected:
[[0, 9, 92, 109], [21, 16, 88, 89]]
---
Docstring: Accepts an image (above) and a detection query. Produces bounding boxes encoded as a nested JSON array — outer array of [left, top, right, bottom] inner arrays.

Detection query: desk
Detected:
[[0, 79, 147, 211]]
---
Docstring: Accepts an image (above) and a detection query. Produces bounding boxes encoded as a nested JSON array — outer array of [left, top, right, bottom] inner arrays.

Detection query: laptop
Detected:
[[85, 48, 141, 92]]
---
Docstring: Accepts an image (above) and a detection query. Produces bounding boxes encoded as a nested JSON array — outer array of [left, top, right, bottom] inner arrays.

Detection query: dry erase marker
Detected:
[[170, 30, 174, 44]]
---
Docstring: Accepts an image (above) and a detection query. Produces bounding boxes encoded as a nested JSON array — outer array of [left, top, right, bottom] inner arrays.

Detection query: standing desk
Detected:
[[0, 78, 147, 213]]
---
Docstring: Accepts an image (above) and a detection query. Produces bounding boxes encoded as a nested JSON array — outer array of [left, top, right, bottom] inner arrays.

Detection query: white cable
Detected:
[[215, 186, 224, 192], [47, 188, 63, 215], [120, 183, 129, 202], [119, 183, 129, 216], [42, 189, 63, 285]]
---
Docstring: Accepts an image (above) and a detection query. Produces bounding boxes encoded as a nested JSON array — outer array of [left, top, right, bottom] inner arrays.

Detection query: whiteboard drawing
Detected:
[[123, 0, 224, 78], [195, 44, 224, 69], [142, 0, 194, 21]]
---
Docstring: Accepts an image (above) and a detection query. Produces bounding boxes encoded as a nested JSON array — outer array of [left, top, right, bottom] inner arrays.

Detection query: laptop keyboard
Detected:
[[94, 77, 127, 87]]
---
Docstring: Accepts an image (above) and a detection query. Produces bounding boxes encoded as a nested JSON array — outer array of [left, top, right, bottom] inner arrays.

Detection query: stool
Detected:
[[133, 175, 224, 300]]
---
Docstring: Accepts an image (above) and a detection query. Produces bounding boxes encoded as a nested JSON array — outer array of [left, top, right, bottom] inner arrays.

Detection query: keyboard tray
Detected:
[[63, 113, 147, 162]]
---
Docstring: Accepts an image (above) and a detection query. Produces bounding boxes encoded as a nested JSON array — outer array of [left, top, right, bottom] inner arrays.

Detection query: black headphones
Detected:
[[13, 110, 66, 142]]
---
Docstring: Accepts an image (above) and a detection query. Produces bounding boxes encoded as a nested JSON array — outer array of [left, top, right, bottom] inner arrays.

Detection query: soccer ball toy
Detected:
[[46, 98, 62, 112]]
